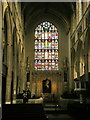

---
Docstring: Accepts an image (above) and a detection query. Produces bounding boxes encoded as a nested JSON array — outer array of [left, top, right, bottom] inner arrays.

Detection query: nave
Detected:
[[0, 1, 90, 120]]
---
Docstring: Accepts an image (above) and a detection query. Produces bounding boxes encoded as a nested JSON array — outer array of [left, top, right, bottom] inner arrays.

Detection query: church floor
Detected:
[[43, 102, 89, 120], [46, 114, 75, 120], [1, 102, 89, 120]]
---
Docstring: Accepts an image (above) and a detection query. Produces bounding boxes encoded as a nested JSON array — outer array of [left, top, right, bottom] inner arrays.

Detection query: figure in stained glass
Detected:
[[34, 21, 59, 70]]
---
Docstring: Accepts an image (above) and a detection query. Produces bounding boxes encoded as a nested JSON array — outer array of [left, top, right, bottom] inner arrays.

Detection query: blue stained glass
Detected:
[[34, 21, 59, 70]]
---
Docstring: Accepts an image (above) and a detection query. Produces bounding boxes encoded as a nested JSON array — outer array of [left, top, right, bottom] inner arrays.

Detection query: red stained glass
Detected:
[[34, 21, 59, 70]]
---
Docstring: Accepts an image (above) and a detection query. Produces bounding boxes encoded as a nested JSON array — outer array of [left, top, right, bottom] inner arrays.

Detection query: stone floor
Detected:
[[1, 102, 89, 120], [46, 114, 74, 120], [43, 102, 89, 120]]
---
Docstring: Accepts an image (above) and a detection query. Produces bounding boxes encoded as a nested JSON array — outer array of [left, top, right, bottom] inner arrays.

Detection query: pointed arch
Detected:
[[84, 27, 90, 73], [3, 6, 12, 104], [34, 21, 59, 71]]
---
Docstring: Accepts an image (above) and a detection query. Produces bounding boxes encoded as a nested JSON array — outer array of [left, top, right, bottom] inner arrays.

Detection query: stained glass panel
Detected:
[[34, 21, 59, 70]]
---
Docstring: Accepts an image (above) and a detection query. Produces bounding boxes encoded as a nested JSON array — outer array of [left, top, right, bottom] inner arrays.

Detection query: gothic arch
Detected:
[[84, 26, 90, 73], [25, 7, 70, 33], [3, 7, 13, 104], [34, 21, 59, 71], [76, 40, 83, 77]]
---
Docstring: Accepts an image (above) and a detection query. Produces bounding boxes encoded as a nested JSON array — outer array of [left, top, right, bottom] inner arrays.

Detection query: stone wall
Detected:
[[2, 2, 26, 104]]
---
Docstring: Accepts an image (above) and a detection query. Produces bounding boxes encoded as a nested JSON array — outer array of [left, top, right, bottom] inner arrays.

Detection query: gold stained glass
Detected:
[[34, 21, 59, 70]]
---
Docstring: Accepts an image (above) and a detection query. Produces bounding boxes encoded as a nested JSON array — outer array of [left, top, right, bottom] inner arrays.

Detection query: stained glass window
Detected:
[[34, 21, 59, 70]]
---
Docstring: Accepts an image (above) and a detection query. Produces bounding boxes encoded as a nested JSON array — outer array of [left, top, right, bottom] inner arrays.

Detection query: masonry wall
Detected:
[[2, 2, 26, 104], [25, 10, 70, 97]]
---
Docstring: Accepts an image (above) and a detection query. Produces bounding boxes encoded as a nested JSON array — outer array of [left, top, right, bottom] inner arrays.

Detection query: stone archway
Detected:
[[3, 7, 13, 104], [2, 7, 8, 104], [84, 27, 90, 81]]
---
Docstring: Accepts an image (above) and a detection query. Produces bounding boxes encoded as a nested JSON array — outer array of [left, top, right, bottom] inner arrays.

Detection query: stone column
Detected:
[[57, 73, 59, 96], [77, 60, 80, 79], [13, 39, 17, 104], [68, 31, 72, 92], [5, 11, 13, 104], [19, 60, 22, 93], [76, 1, 79, 25], [88, 47, 90, 72], [20, 60, 25, 93], [0, 1, 2, 109], [71, 13, 75, 33], [78, 0, 82, 22], [85, 53, 88, 82], [76, 0, 82, 24], [17, 44, 21, 94], [83, 1, 87, 14], [22, 48, 26, 90], [71, 65, 74, 86], [23, 60, 26, 90]]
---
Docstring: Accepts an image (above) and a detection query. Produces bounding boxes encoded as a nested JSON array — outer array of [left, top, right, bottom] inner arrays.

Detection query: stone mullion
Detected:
[[17, 45, 21, 94]]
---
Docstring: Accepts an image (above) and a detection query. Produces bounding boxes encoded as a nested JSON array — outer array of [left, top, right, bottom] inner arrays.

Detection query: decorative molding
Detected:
[[32, 71, 60, 76]]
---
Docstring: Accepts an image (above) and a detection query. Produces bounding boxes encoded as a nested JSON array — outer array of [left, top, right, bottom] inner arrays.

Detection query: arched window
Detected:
[[34, 21, 59, 70]]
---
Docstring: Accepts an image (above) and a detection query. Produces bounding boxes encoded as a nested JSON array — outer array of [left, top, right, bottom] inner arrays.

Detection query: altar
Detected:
[[28, 97, 43, 104], [41, 93, 55, 102], [16, 97, 43, 104]]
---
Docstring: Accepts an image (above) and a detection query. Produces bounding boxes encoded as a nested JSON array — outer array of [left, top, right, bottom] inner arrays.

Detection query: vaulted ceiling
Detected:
[[21, 2, 75, 31]]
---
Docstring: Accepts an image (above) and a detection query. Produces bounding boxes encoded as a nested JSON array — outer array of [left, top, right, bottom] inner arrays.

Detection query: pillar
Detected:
[[13, 38, 17, 104], [0, 1, 2, 111], [5, 10, 13, 104], [68, 31, 72, 92], [76, 1, 79, 25], [20, 61, 25, 93], [85, 54, 88, 82], [78, 0, 82, 22]]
